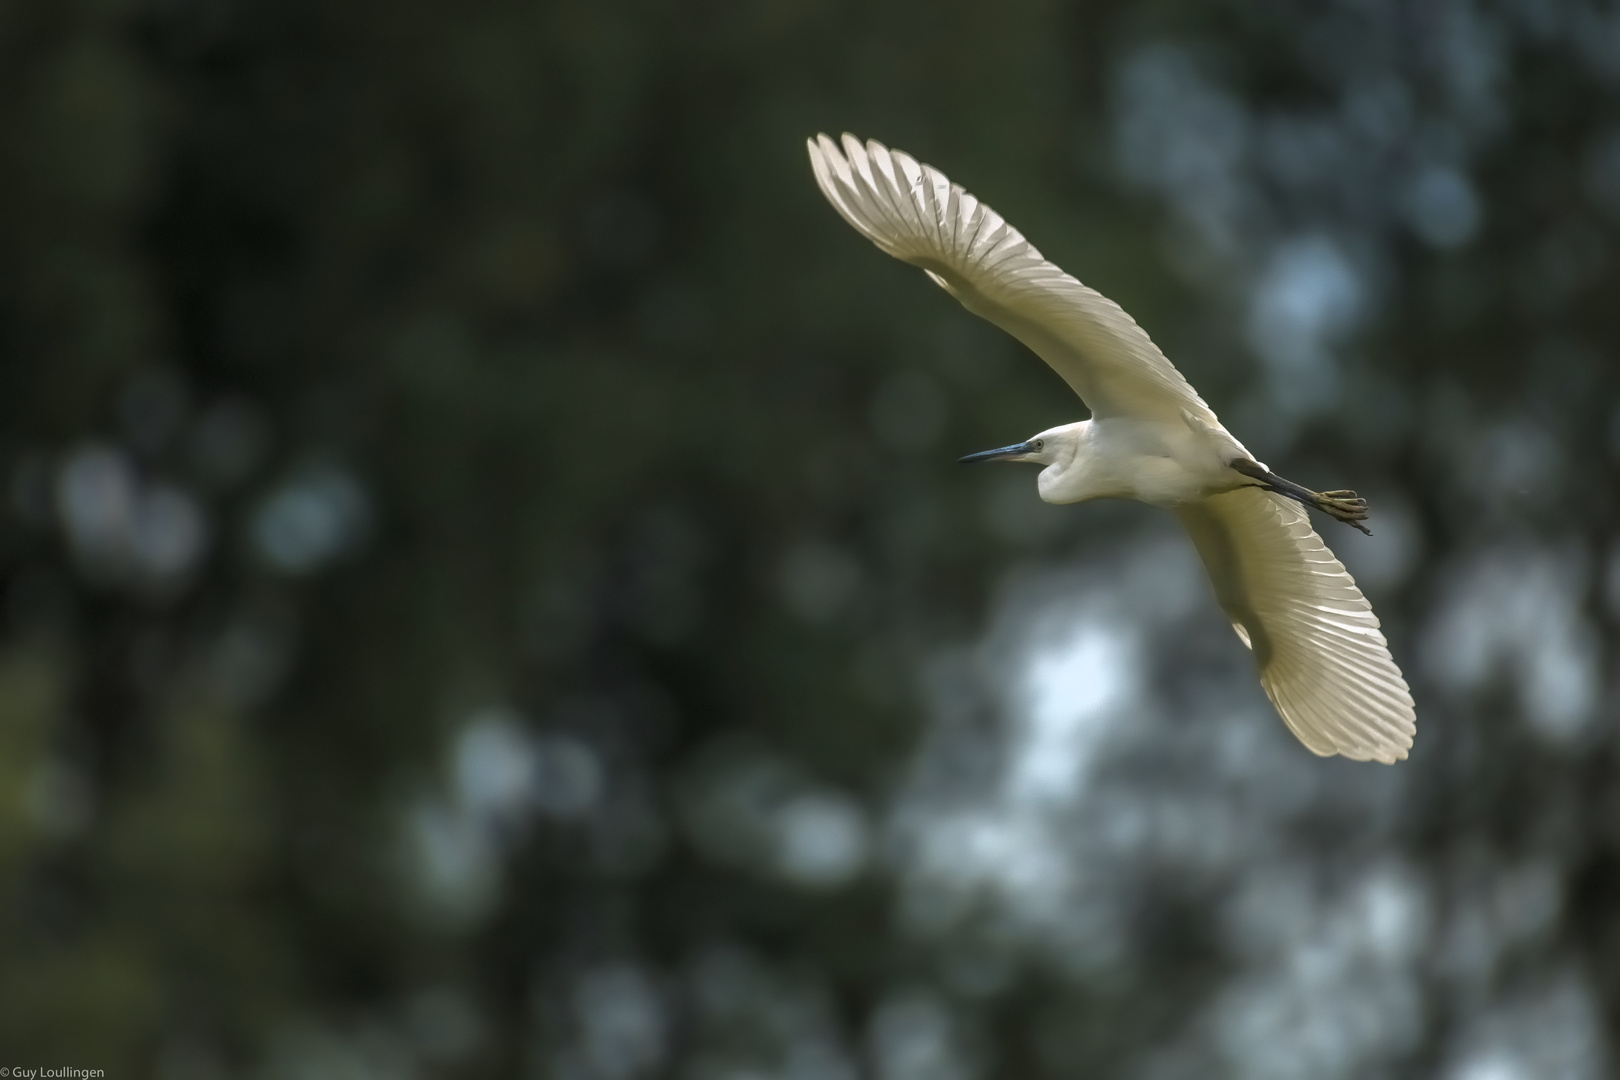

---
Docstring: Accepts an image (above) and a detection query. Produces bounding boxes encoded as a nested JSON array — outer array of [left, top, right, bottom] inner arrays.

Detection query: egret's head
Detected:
[[959, 423, 1087, 503], [957, 423, 1081, 468]]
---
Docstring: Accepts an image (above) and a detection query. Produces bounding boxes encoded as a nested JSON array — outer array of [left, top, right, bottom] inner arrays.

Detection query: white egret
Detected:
[[808, 134, 1415, 763]]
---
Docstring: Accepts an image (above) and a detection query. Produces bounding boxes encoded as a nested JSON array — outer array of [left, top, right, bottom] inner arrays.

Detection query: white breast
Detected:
[[1040, 418, 1234, 508]]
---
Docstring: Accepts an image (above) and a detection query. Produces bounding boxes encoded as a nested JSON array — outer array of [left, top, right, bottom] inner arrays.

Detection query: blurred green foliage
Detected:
[[0, 0, 1618, 1077]]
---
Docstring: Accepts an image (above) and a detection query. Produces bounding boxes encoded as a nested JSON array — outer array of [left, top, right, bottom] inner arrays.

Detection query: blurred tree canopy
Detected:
[[1, 0, 1619, 1077]]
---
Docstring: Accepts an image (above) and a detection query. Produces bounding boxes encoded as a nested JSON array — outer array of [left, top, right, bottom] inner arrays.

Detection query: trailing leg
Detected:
[[1229, 459, 1372, 535]]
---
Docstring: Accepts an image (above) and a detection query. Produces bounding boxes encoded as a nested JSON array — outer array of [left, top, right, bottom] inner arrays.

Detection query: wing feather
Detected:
[[1175, 487, 1416, 763], [808, 133, 1218, 425]]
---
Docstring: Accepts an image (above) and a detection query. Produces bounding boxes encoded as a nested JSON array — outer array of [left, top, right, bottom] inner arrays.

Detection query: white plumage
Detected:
[[809, 133, 1415, 763]]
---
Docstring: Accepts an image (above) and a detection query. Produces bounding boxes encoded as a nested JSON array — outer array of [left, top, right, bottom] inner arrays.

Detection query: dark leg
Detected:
[[1229, 458, 1372, 535]]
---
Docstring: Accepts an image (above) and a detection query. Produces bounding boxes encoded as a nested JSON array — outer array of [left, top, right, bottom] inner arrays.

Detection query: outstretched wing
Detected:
[[807, 133, 1219, 426], [1175, 487, 1415, 763]]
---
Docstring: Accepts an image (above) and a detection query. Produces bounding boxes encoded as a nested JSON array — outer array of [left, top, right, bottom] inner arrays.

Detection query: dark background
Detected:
[[2, 0, 1618, 1076]]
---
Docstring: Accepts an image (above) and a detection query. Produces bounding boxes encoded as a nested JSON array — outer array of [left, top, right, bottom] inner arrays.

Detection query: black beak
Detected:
[[958, 441, 1037, 464]]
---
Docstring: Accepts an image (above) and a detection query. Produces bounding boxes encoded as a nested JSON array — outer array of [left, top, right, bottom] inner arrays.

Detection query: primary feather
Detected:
[[808, 132, 1416, 763]]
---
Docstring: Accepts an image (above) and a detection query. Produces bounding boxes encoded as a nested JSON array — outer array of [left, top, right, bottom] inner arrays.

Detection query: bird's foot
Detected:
[[1310, 490, 1372, 535], [1229, 460, 1373, 535]]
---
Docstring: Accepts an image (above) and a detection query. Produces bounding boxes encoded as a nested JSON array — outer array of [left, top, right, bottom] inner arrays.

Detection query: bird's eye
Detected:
[[1033, 439, 1044, 451]]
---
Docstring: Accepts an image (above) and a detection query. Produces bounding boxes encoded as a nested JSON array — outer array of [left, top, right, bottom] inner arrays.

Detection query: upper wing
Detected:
[[1175, 486, 1416, 763], [808, 133, 1219, 426]]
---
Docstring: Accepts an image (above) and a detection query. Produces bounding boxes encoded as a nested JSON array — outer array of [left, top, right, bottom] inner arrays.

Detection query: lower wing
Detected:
[[1175, 487, 1416, 763]]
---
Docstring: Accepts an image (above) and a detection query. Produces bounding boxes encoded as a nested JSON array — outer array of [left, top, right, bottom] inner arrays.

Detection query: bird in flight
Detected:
[[808, 133, 1414, 763]]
